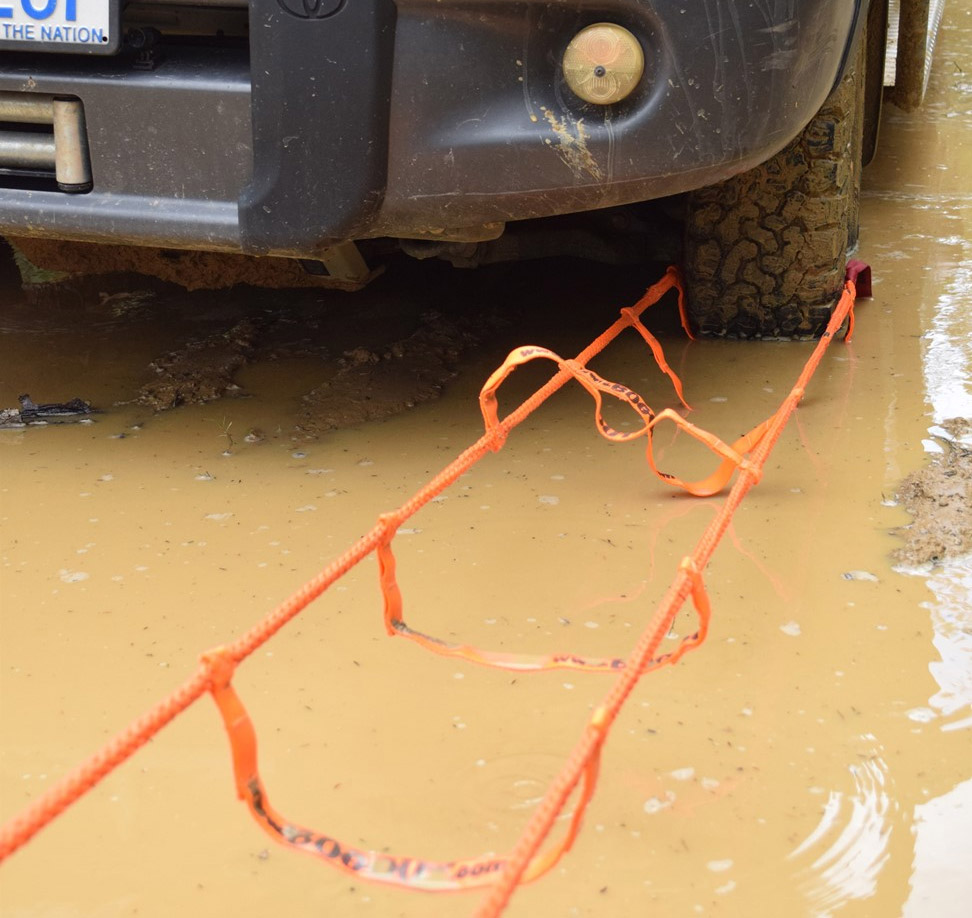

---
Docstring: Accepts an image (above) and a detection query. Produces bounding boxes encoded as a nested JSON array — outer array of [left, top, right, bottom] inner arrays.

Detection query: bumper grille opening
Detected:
[[0, 92, 93, 193], [123, 1, 249, 45]]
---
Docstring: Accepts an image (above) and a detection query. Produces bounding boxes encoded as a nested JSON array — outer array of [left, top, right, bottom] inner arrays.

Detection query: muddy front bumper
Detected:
[[0, 0, 865, 259]]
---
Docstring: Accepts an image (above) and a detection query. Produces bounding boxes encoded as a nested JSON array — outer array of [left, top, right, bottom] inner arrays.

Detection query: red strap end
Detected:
[[845, 260, 872, 298]]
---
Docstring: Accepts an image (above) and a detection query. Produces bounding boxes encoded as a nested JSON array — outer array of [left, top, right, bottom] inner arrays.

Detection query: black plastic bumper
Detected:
[[0, 0, 866, 258]]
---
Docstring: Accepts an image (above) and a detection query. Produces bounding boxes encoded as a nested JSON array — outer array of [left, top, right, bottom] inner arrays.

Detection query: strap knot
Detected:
[[200, 646, 237, 691], [738, 459, 763, 486]]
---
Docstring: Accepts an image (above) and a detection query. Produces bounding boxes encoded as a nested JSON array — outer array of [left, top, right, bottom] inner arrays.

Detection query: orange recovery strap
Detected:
[[203, 647, 601, 891], [0, 261, 869, 918], [377, 513, 712, 674], [203, 555, 712, 890]]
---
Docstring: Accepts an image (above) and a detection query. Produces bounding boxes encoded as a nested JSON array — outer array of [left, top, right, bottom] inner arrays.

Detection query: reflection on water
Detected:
[[926, 560, 972, 730], [898, 558, 972, 731], [923, 250, 972, 426], [903, 777, 972, 917]]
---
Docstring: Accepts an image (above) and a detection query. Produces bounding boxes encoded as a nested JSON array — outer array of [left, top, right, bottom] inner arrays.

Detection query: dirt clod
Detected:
[[138, 319, 261, 411], [892, 418, 972, 566]]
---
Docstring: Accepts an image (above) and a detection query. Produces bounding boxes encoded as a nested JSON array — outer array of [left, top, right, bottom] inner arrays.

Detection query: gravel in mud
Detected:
[[135, 308, 491, 428], [893, 418, 972, 566]]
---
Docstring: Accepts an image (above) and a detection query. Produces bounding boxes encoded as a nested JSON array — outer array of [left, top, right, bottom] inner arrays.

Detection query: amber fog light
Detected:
[[562, 23, 644, 105]]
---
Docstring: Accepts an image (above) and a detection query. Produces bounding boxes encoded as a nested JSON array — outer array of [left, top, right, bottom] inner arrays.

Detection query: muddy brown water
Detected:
[[3, 13, 972, 918]]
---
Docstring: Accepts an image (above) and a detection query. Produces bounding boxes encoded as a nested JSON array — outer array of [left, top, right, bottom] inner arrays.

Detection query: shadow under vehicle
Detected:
[[0, 0, 944, 336]]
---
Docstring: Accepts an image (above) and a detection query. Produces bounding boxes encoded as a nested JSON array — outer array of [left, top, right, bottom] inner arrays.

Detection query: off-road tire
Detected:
[[683, 36, 866, 338]]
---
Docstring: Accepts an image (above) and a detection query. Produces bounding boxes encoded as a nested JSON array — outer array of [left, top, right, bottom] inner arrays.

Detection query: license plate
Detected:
[[0, 0, 120, 55]]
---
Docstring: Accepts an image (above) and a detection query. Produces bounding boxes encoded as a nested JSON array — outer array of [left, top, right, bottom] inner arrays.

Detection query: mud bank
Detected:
[[893, 418, 972, 566]]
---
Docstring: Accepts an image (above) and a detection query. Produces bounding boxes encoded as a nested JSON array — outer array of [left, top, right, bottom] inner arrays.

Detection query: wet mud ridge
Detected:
[[134, 294, 498, 433], [893, 418, 972, 566], [295, 312, 483, 436], [137, 318, 260, 411]]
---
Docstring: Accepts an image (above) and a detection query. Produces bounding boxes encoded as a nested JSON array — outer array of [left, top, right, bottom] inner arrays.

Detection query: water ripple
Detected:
[[788, 740, 894, 916]]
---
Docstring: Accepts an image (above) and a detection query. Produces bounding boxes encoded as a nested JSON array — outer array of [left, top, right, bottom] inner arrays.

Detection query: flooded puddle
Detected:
[[2, 10, 972, 918]]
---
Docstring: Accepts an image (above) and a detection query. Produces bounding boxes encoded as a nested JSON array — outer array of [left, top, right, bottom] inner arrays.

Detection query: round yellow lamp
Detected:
[[562, 23, 645, 105]]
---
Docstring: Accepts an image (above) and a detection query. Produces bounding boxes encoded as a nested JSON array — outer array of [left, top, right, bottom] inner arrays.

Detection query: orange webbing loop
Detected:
[[618, 306, 692, 409], [480, 343, 769, 498], [206, 666, 603, 891], [647, 558, 712, 668], [643, 410, 769, 496], [479, 345, 656, 448], [479, 334, 686, 450], [519, 707, 609, 882], [378, 513, 712, 676]]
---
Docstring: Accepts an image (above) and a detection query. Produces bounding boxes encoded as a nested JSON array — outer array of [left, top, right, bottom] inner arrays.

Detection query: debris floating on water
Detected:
[[0, 394, 95, 429]]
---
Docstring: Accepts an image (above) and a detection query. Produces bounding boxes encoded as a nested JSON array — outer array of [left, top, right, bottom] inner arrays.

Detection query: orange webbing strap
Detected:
[[204, 564, 713, 891], [643, 410, 769, 497], [480, 345, 655, 450], [619, 304, 693, 408], [481, 344, 767, 498], [377, 516, 711, 674], [202, 646, 601, 891]]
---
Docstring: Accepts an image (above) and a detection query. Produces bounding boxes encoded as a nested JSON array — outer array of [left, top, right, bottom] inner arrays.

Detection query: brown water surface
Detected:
[[2, 9, 971, 917]]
